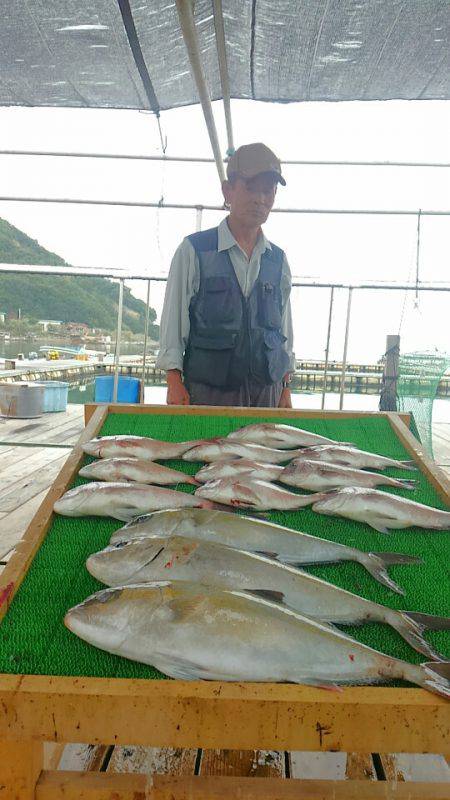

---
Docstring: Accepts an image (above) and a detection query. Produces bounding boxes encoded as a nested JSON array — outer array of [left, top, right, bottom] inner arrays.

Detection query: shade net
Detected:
[[398, 351, 450, 457], [1, 1, 449, 111]]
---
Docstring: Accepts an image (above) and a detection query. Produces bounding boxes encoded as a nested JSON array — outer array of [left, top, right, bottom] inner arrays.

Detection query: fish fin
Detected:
[[254, 550, 279, 561], [152, 655, 210, 681], [395, 479, 416, 490], [392, 612, 449, 661], [402, 610, 450, 632], [400, 460, 418, 470], [295, 678, 343, 692], [113, 506, 140, 522], [367, 517, 396, 533], [234, 482, 261, 503], [420, 662, 450, 699], [361, 551, 422, 595], [247, 589, 286, 605]]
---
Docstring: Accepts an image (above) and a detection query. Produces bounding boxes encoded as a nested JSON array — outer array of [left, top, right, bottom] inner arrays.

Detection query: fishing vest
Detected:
[[183, 226, 290, 388]]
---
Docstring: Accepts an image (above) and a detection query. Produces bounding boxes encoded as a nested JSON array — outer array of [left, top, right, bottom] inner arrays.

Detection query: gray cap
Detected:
[[227, 143, 286, 186]]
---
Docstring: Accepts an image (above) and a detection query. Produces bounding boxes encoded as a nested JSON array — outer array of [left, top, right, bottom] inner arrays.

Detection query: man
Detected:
[[156, 142, 295, 407]]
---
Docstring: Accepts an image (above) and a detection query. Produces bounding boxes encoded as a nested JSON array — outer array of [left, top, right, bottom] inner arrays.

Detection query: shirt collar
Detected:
[[217, 217, 272, 254]]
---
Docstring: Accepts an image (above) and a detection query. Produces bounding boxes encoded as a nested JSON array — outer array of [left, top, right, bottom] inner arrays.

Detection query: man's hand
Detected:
[[166, 369, 190, 405], [278, 387, 292, 408]]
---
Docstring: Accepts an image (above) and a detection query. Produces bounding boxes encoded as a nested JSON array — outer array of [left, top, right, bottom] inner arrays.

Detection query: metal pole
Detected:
[[339, 288, 353, 410], [175, 0, 226, 183], [415, 209, 422, 303], [213, 0, 235, 155], [195, 206, 203, 232], [321, 286, 335, 409], [112, 279, 124, 403], [141, 279, 151, 394]]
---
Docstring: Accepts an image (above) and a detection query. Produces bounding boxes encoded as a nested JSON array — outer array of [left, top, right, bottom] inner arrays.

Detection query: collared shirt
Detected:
[[156, 217, 295, 373]]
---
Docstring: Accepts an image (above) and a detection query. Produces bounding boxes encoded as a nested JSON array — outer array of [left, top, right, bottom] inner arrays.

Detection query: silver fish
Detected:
[[227, 422, 353, 449], [195, 458, 283, 483], [311, 487, 450, 533], [87, 535, 450, 660], [53, 482, 208, 522], [183, 440, 304, 464], [195, 477, 317, 511], [82, 435, 209, 461], [79, 457, 198, 486], [109, 508, 420, 594], [65, 581, 450, 696], [292, 445, 416, 471], [280, 460, 416, 492]]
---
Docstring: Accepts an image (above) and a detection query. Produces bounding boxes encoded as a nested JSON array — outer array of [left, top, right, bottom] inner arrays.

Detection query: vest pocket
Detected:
[[263, 330, 290, 383], [186, 333, 237, 387], [258, 281, 283, 329], [203, 275, 235, 324]]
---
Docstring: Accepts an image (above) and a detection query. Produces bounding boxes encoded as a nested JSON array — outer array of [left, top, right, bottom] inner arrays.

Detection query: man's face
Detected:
[[223, 172, 278, 227]]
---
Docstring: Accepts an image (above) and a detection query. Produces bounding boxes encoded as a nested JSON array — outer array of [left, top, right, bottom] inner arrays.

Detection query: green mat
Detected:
[[0, 412, 448, 682]]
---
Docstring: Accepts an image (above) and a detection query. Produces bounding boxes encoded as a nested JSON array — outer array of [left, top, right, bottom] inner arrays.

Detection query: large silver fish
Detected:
[[109, 507, 420, 594], [195, 477, 317, 510], [227, 422, 353, 449], [311, 487, 450, 533], [291, 445, 416, 471], [86, 536, 449, 660], [64, 581, 450, 697], [183, 440, 304, 464], [281, 460, 416, 492], [53, 482, 208, 522], [195, 458, 283, 483], [82, 435, 208, 461], [79, 457, 198, 486]]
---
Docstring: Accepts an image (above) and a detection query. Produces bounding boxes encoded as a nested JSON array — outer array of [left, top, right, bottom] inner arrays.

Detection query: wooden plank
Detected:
[[199, 749, 285, 778], [380, 753, 450, 782], [43, 743, 66, 771], [0, 444, 71, 476], [84, 402, 411, 426], [0, 404, 108, 624], [0, 488, 56, 560], [289, 752, 347, 780], [35, 771, 450, 800], [388, 413, 450, 504], [0, 739, 43, 800], [345, 753, 376, 780], [0, 453, 70, 513], [0, 675, 448, 755], [57, 743, 110, 772], [108, 745, 198, 776]]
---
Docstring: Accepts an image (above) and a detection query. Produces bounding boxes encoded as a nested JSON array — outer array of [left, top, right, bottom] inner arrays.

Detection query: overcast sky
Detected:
[[1, 98, 449, 363]]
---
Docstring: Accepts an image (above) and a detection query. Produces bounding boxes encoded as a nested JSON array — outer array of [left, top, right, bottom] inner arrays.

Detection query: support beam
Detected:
[[213, 0, 235, 155], [175, 0, 226, 183], [339, 288, 353, 410], [321, 286, 334, 409], [379, 335, 400, 411], [112, 279, 124, 403], [141, 279, 151, 391]]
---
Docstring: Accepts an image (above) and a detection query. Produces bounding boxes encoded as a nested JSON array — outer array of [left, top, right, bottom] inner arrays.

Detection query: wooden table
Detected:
[[0, 403, 449, 800]]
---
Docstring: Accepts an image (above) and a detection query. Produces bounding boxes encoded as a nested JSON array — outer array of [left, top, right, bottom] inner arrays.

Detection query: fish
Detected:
[[195, 458, 283, 483], [310, 487, 450, 533], [195, 477, 318, 511], [108, 508, 421, 595], [227, 422, 354, 449], [291, 445, 416, 472], [280, 460, 416, 492], [86, 536, 450, 661], [64, 581, 450, 696], [79, 457, 198, 486], [82, 435, 210, 461], [53, 482, 209, 522], [183, 440, 305, 464]]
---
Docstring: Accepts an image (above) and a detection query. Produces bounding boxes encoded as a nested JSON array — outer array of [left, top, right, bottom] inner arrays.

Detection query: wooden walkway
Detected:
[[0, 404, 449, 786]]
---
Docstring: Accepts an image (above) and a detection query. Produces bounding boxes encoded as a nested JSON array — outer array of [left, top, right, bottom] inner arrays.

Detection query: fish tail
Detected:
[[360, 551, 422, 595], [392, 478, 416, 490], [392, 611, 450, 661], [398, 460, 418, 470], [416, 662, 450, 699]]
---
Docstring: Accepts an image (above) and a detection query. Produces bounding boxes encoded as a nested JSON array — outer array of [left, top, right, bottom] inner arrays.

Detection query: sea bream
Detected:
[[227, 422, 353, 449], [280, 460, 416, 492], [79, 458, 198, 486], [109, 508, 421, 594], [87, 536, 449, 660], [310, 487, 450, 533], [53, 482, 209, 522], [64, 581, 450, 697], [291, 445, 416, 472], [82, 435, 210, 461], [195, 477, 318, 510], [183, 440, 304, 464]]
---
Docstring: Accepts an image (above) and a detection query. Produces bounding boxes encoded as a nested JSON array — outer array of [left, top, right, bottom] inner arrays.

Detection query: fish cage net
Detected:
[[397, 352, 450, 456]]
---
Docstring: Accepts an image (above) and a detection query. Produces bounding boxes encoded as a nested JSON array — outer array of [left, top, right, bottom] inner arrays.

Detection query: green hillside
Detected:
[[0, 218, 159, 337]]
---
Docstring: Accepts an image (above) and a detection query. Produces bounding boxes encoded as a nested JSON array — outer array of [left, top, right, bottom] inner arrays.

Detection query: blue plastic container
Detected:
[[36, 381, 69, 413], [94, 375, 141, 403]]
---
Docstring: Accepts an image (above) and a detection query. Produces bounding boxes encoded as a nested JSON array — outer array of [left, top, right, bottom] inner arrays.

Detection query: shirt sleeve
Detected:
[[155, 238, 199, 372], [280, 253, 296, 372]]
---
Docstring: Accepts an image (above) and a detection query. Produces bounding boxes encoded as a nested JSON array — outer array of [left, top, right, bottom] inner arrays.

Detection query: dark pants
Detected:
[[186, 378, 283, 408]]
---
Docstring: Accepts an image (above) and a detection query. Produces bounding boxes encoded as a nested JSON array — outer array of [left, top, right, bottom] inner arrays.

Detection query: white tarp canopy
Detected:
[[1, 1, 449, 113]]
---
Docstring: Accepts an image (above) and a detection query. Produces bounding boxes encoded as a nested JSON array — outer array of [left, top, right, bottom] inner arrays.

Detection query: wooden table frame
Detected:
[[0, 403, 449, 799]]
